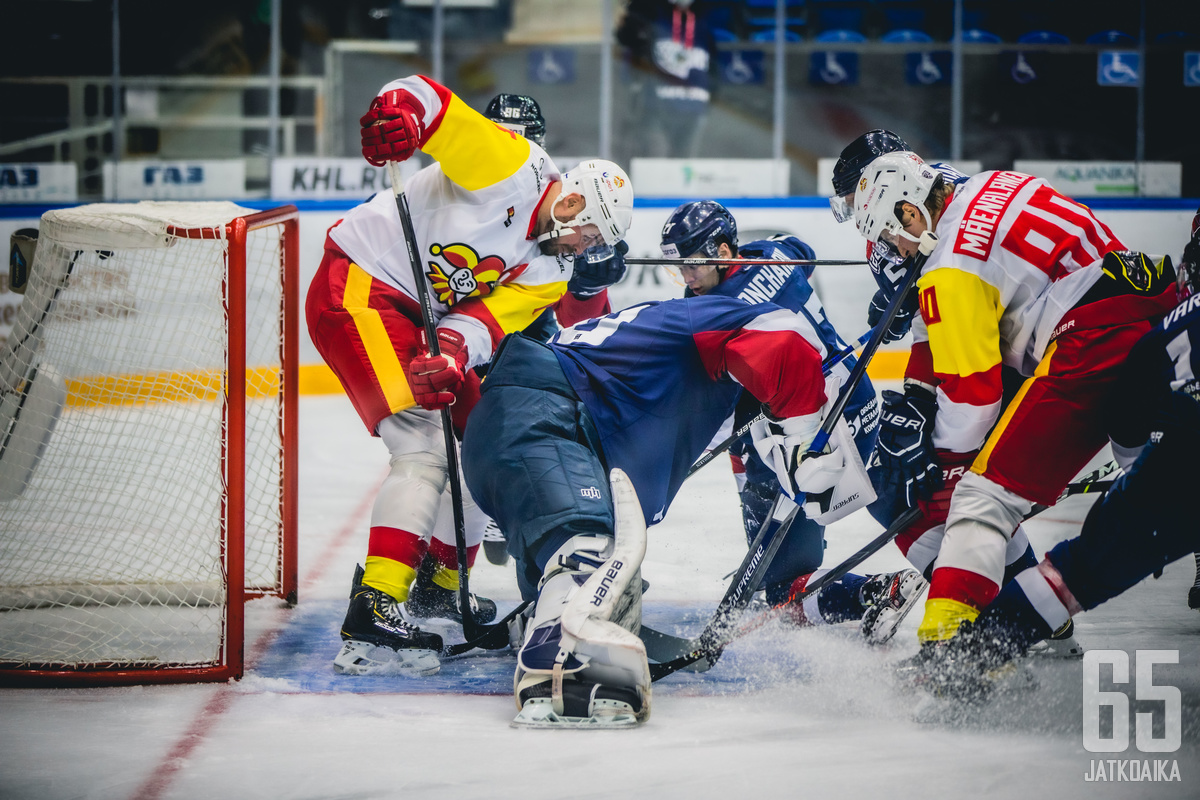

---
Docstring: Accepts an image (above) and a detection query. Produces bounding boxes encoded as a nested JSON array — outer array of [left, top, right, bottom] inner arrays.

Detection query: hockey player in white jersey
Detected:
[[305, 74, 634, 676], [850, 150, 1178, 661], [472, 92, 630, 568]]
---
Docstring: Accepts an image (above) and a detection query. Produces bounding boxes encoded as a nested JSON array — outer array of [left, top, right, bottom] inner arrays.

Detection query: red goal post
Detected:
[[0, 202, 299, 686]]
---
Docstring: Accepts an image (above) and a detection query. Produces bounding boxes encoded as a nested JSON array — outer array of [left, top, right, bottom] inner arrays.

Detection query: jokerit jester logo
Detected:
[[1082, 650, 1184, 782]]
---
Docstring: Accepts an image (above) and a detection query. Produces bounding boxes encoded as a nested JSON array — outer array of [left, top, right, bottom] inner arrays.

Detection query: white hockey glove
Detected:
[[750, 411, 822, 500]]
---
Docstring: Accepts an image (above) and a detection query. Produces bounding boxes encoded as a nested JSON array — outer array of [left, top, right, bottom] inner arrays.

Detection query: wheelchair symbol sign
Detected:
[[1185, 52, 1200, 87], [1098, 51, 1140, 86]]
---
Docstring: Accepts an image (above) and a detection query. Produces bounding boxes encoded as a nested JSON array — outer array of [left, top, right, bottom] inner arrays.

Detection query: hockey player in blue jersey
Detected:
[[905, 228, 1200, 700], [829, 129, 971, 345], [659, 200, 926, 644], [461, 294, 871, 726]]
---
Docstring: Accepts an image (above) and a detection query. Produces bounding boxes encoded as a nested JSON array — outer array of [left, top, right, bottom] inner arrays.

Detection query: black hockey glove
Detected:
[[866, 286, 917, 344], [876, 387, 940, 505], [569, 240, 628, 298]]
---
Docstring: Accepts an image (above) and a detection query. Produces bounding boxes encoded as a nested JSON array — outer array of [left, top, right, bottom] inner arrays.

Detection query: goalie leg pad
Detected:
[[512, 468, 651, 727]]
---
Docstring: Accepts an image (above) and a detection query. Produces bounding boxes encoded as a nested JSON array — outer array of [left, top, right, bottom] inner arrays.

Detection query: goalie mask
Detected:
[[484, 93, 546, 147], [853, 151, 941, 247], [538, 160, 633, 249], [829, 129, 910, 223]]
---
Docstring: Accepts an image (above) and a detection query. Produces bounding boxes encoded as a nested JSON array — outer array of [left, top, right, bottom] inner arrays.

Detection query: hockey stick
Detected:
[[646, 493, 802, 679], [386, 161, 510, 650], [810, 231, 935, 456], [685, 327, 874, 480], [625, 257, 868, 267], [643, 461, 1122, 664]]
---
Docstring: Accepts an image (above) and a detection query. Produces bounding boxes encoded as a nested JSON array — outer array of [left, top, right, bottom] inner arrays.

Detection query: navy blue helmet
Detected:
[[484, 94, 547, 146], [831, 129, 910, 198], [660, 200, 738, 259]]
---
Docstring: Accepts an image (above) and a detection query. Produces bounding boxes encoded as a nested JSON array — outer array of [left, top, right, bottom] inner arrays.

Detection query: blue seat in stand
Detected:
[[750, 29, 804, 43], [1086, 30, 1136, 45], [881, 29, 933, 44], [961, 29, 1002, 44], [1017, 30, 1070, 45]]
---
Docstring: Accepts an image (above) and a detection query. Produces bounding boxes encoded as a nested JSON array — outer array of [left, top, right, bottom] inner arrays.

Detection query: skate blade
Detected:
[[333, 639, 441, 676], [1028, 637, 1084, 660], [510, 698, 642, 730]]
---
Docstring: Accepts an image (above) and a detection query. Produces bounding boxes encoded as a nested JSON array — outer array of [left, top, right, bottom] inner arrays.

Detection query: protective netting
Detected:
[[0, 202, 289, 673]]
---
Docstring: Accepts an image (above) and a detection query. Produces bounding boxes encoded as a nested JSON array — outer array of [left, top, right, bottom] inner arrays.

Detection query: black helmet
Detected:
[[831, 129, 911, 198], [484, 93, 546, 146], [660, 200, 738, 260], [1180, 207, 1200, 298]]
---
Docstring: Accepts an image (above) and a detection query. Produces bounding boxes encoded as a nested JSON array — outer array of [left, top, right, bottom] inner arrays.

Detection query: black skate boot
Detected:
[[405, 555, 498, 625], [1189, 554, 1200, 610], [860, 569, 928, 645], [895, 621, 1034, 704], [482, 518, 510, 566], [333, 565, 443, 676]]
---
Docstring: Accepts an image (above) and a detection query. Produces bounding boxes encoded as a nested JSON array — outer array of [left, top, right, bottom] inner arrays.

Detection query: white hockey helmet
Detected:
[[556, 159, 634, 246], [853, 151, 940, 245]]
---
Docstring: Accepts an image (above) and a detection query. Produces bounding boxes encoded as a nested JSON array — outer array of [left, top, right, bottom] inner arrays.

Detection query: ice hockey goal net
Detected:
[[0, 201, 298, 685]]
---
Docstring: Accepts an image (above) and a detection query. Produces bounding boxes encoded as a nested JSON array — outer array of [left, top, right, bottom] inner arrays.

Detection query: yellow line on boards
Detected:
[[297, 350, 913, 397]]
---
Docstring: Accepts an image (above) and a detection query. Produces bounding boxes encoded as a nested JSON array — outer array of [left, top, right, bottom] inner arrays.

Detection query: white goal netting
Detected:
[[0, 201, 296, 681]]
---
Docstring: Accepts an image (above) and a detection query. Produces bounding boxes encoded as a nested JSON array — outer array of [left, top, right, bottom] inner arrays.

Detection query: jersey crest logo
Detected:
[[919, 285, 941, 324], [426, 242, 507, 306]]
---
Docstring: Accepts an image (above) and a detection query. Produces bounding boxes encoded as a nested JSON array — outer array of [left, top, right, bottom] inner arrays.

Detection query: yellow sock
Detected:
[[363, 556, 417, 602], [916, 598, 980, 643]]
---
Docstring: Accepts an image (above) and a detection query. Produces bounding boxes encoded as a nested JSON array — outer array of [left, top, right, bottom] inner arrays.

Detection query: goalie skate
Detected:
[[512, 468, 651, 729]]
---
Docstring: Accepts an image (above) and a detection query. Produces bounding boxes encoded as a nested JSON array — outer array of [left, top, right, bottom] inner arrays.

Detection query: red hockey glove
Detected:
[[359, 89, 424, 166], [406, 328, 469, 410], [916, 449, 978, 526]]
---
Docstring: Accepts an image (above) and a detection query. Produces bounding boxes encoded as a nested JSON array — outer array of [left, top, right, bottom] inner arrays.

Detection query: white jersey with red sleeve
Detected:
[[329, 75, 572, 368], [910, 171, 1124, 452]]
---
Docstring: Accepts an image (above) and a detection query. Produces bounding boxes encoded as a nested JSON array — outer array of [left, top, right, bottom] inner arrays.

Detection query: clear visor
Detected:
[[829, 195, 855, 223], [879, 221, 920, 249], [583, 243, 614, 263]]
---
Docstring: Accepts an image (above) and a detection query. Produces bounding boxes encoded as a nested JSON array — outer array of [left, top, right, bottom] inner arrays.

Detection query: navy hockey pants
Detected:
[[461, 334, 614, 602], [1047, 430, 1197, 612]]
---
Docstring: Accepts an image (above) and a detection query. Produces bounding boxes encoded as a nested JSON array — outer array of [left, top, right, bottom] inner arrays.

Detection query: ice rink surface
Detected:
[[2, 391, 1198, 800]]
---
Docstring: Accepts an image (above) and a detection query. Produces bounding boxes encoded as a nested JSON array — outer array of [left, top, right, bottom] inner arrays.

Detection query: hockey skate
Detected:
[[860, 569, 928, 645], [1026, 619, 1084, 659], [512, 469, 652, 729], [482, 518, 510, 566], [894, 621, 1036, 705], [405, 555, 498, 625], [333, 565, 443, 676], [1189, 554, 1200, 610]]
